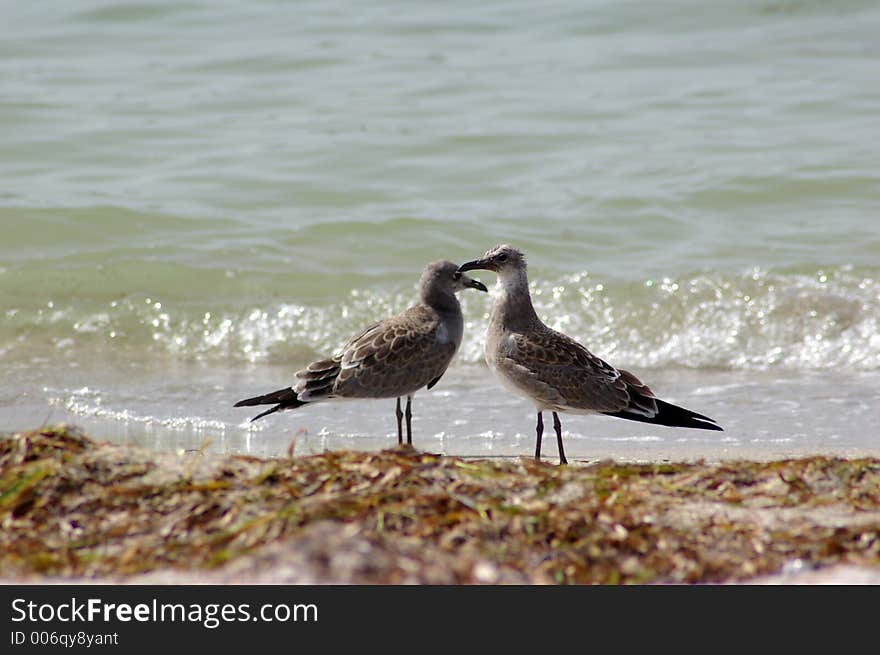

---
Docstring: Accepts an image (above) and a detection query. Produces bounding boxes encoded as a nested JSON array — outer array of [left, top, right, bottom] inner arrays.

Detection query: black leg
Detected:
[[552, 411, 568, 465], [405, 395, 413, 445], [396, 397, 403, 445], [535, 411, 544, 461]]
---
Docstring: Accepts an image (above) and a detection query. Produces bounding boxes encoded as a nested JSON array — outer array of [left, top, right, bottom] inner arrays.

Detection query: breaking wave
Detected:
[[4, 264, 878, 372]]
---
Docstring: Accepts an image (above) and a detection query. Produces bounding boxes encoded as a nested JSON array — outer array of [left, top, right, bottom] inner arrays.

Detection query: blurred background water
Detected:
[[2, 0, 878, 461]]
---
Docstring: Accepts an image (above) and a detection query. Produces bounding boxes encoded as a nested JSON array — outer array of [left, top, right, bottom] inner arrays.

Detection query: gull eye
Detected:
[[453, 271, 461, 280], [497, 253, 508, 263]]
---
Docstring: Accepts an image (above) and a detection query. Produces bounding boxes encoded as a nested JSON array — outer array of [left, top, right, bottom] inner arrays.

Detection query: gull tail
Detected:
[[234, 387, 306, 422], [603, 399, 723, 431]]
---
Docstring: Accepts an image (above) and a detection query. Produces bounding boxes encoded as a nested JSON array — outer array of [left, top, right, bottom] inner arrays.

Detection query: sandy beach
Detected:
[[3, 425, 879, 585]]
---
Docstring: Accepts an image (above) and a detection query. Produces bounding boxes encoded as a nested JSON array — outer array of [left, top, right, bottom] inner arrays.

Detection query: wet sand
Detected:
[[6, 363, 880, 464]]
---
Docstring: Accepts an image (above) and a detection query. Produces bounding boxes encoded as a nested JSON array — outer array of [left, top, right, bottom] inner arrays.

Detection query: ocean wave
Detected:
[[4, 265, 879, 372]]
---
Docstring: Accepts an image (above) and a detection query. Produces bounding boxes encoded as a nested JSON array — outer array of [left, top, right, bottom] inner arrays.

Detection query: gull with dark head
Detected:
[[235, 260, 488, 445], [458, 244, 722, 464]]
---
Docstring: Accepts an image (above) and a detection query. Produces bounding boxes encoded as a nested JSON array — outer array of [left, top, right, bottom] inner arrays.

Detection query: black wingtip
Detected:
[[234, 387, 307, 421], [603, 399, 723, 431], [250, 405, 283, 422], [234, 387, 298, 408]]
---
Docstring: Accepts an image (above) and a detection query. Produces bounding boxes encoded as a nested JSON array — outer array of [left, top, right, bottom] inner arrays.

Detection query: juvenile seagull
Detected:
[[234, 260, 487, 445], [458, 245, 722, 464]]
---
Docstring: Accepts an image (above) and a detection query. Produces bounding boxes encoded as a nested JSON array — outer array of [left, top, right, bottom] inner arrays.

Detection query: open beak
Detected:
[[457, 257, 495, 273], [465, 277, 488, 292]]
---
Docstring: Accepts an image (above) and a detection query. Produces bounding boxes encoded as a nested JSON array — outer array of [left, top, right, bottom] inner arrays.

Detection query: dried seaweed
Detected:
[[1, 425, 879, 584]]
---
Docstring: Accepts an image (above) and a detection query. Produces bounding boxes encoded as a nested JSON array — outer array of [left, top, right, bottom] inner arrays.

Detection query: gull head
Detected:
[[457, 244, 526, 275], [421, 260, 488, 296]]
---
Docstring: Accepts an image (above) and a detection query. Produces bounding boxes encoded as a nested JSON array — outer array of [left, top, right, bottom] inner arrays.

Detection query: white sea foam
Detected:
[[46, 387, 229, 432], [109, 266, 880, 372], [9, 266, 880, 376]]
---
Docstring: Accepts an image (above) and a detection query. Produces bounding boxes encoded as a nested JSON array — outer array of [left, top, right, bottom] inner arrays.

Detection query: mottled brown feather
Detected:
[[293, 305, 457, 401], [498, 326, 657, 415]]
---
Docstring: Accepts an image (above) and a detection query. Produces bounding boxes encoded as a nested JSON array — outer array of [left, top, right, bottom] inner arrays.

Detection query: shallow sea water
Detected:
[[2, 1, 879, 460]]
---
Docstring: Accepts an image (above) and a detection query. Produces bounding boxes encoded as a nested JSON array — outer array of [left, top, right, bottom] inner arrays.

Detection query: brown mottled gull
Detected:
[[234, 260, 487, 445], [458, 245, 721, 464]]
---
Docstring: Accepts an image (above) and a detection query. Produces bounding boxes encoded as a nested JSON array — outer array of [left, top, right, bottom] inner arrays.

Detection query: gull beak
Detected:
[[457, 257, 495, 273], [465, 276, 488, 292]]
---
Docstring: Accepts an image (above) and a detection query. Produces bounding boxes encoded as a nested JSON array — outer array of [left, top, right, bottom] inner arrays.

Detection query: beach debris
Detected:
[[1, 425, 878, 584]]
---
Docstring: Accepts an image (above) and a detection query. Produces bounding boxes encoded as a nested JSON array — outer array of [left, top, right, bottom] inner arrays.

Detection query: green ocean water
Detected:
[[1, 1, 878, 459]]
